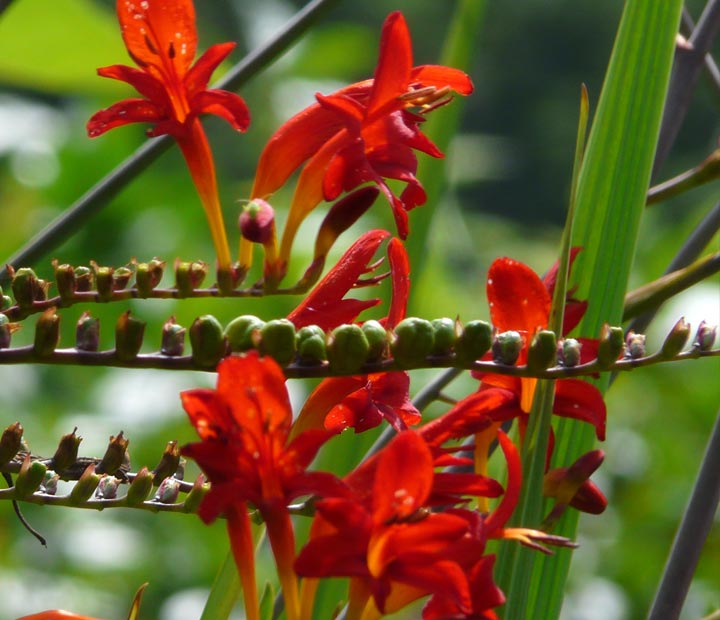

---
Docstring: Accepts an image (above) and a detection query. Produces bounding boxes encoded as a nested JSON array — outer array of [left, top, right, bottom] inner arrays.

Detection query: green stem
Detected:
[[200, 550, 241, 620]]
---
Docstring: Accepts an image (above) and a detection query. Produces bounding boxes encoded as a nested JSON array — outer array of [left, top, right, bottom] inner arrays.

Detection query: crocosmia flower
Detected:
[[88, 0, 250, 275], [250, 11, 473, 269]]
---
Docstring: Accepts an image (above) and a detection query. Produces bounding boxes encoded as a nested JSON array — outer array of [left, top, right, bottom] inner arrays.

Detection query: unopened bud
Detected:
[[430, 317, 457, 355], [391, 317, 435, 368], [559, 338, 582, 367], [625, 331, 646, 359], [327, 324, 369, 373], [97, 431, 129, 476], [694, 320, 717, 351], [153, 477, 181, 504], [527, 329, 557, 372], [96, 475, 121, 500], [597, 324, 625, 369], [15, 455, 47, 498], [76, 312, 100, 352], [661, 317, 691, 360], [175, 260, 207, 297], [1, 293, 11, 310], [296, 325, 327, 365], [152, 441, 181, 486], [126, 467, 153, 505], [34, 307, 60, 357], [492, 330, 524, 365], [161, 316, 186, 356], [239, 199, 275, 245], [92, 262, 115, 301], [455, 320, 493, 363], [0, 314, 17, 349], [70, 464, 100, 504], [362, 320, 389, 361], [135, 258, 165, 297], [258, 319, 297, 365], [115, 311, 146, 362], [51, 427, 82, 473], [183, 475, 208, 513], [54, 263, 77, 302], [12, 267, 47, 306], [225, 315, 264, 353], [113, 267, 133, 291], [0, 422, 24, 467], [41, 471, 59, 496], [74, 266, 94, 292], [190, 315, 226, 368]]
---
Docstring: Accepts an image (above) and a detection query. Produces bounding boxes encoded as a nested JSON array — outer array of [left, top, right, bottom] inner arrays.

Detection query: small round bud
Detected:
[[258, 319, 297, 365], [625, 331, 646, 359], [455, 320, 492, 363], [694, 320, 717, 351], [54, 263, 77, 302], [225, 315, 265, 353], [239, 199, 275, 245], [135, 258, 165, 297], [93, 263, 115, 301], [175, 260, 207, 297], [115, 311, 146, 362], [661, 317, 691, 360], [362, 320, 389, 361], [527, 329, 557, 372], [597, 324, 625, 369], [112, 267, 133, 291], [76, 312, 100, 352], [492, 330, 524, 365], [96, 475, 121, 500], [74, 266, 94, 292], [431, 318, 457, 355], [559, 338, 582, 367], [391, 317, 435, 368], [12, 267, 46, 307], [161, 317, 186, 356], [296, 325, 327, 365], [190, 315, 226, 368], [153, 477, 181, 504], [327, 324, 369, 373], [34, 308, 60, 357]]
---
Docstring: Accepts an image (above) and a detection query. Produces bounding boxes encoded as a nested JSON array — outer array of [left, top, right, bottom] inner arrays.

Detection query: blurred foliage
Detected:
[[0, 1, 718, 619]]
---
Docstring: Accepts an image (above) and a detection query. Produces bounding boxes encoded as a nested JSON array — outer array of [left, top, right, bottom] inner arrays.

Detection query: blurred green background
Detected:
[[0, 1, 718, 618]]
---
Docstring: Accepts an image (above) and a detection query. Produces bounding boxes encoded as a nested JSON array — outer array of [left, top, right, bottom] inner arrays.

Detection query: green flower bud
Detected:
[[296, 325, 327, 365], [12, 267, 47, 307], [126, 467, 153, 505], [0, 314, 14, 349], [70, 464, 100, 505], [153, 477, 181, 504], [152, 441, 181, 486], [54, 263, 77, 303], [0, 422, 23, 468], [190, 315, 226, 368], [41, 471, 60, 496], [327, 324, 369, 373], [74, 266, 94, 292], [175, 260, 207, 297], [51, 427, 82, 474], [76, 312, 100, 352], [492, 330, 524, 365], [34, 308, 60, 357], [1, 294, 11, 310], [161, 317, 186, 357], [97, 431, 130, 476], [113, 267, 133, 291], [15, 455, 47, 498], [527, 329, 557, 372], [625, 331, 646, 359], [183, 475, 209, 514], [391, 317, 435, 368], [115, 311, 146, 362], [559, 338, 582, 367], [96, 475, 121, 500], [694, 320, 717, 352], [455, 320, 492, 363], [431, 318, 457, 355], [225, 315, 265, 353], [258, 319, 297, 365], [93, 263, 115, 301], [362, 320, 389, 361], [661, 317, 691, 360], [596, 324, 625, 369], [135, 258, 165, 297]]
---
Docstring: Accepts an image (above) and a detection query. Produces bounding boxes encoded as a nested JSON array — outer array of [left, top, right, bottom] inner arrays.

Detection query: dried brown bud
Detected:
[[0, 422, 24, 467], [152, 441, 181, 486], [97, 431, 130, 476], [51, 427, 82, 473]]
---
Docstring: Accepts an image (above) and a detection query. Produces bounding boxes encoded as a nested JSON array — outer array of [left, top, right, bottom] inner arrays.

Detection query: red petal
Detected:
[[487, 257, 550, 334], [553, 379, 607, 441], [190, 89, 250, 131], [410, 65, 474, 95], [382, 238, 410, 329], [484, 431, 521, 536], [15, 613, 103, 620], [180, 389, 231, 439], [86, 99, 165, 137], [293, 376, 367, 438], [96, 64, 168, 103], [185, 42, 235, 94]]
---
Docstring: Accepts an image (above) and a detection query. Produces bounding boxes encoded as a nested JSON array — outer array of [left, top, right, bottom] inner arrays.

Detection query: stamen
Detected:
[[144, 33, 158, 55], [398, 85, 453, 112], [168, 42, 176, 59]]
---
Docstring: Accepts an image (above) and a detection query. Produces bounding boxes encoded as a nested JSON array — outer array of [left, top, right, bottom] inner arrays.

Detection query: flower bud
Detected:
[[175, 260, 207, 297], [54, 262, 77, 302], [34, 307, 60, 357], [161, 316, 186, 356], [113, 267, 133, 291], [527, 329, 557, 372], [73, 265, 94, 292], [455, 320, 492, 363], [41, 471, 60, 496], [1, 293, 11, 311], [76, 312, 100, 352], [135, 258, 165, 297], [225, 315, 265, 353], [559, 338, 582, 367], [625, 331, 646, 359], [51, 427, 82, 473], [15, 454, 47, 498], [0, 314, 16, 349], [661, 317, 691, 360], [258, 319, 297, 365], [391, 317, 435, 368], [362, 320, 389, 361], [239, 199, 275, 245], [96, 475, 121, 500], [430, 317, 457, 355], [327, 324, 369, 373], [92, 262, 115, 301], [492, 330, 524, 365], [190, 315, 226, 368], [152, 441, 181, 486], [296, 325, 327, 365], [153, 477, 181, 504], [12, 267, 47, 307], [115, 311, 146, 362], [126, 467, 153, 505], [183, 475, 208, 514], [70, 464, 100, 505], [596, 324, 625, 369], [97, 431, 129, 476], [693, 320, 717, 351], [0, 422, 24, 468]]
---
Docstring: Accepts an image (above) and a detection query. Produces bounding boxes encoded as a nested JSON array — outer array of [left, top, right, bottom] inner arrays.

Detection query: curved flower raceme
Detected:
[[249, 11, 473, 273], [87, 0, 250, 275], [181, 353, 347, 620]]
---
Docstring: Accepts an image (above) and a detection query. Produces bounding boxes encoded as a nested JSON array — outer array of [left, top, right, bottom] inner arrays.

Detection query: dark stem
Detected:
[[647, 407, 720, 620], [3, 472, 47, 547], [0, 0, 342, 286], [0, 0, 14, 18], [681, 6, 720, 97]]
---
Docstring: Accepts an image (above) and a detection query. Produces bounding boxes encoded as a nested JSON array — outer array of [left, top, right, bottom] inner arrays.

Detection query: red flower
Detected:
[[87, 0, 250, 273], [251, 11, 473, 267], [181, 353, 347, 620]]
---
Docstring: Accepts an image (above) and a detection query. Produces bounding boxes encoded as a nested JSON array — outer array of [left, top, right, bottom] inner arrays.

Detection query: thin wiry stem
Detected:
[[0, 0, 342, 286], [647, 407, 720, 620], [681, 6, 720, 97]]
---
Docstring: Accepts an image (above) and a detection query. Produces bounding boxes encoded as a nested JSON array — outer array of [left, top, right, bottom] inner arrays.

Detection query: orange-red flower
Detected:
[[88, 0, 250, 274], [250, 11, 473, 269]]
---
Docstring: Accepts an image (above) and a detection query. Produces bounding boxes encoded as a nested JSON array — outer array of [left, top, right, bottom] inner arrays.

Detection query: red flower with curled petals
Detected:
[[87, 0, 250, 272], [251, 11, 473, 266]]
